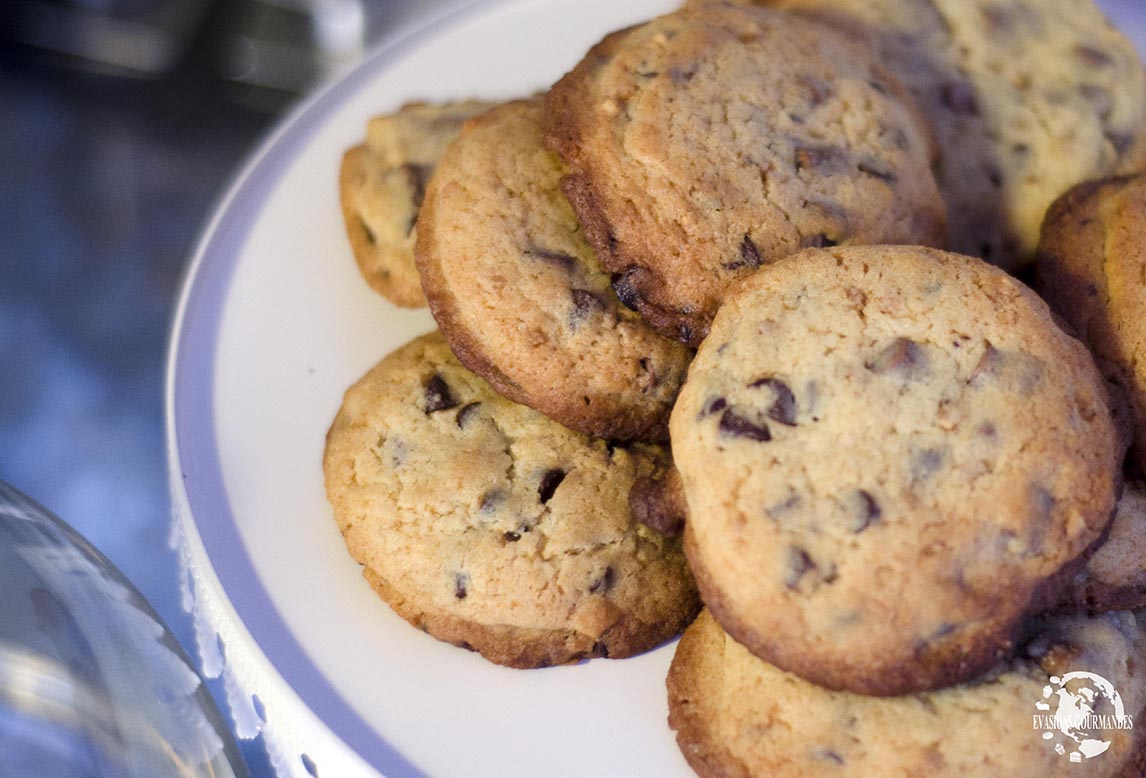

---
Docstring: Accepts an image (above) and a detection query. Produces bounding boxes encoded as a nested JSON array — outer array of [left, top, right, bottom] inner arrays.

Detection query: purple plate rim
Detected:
[[163, 2, 513, 774]]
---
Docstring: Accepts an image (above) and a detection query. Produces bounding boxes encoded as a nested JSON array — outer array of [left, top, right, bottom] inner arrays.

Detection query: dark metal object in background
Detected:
[[0, 0, 369, 111]]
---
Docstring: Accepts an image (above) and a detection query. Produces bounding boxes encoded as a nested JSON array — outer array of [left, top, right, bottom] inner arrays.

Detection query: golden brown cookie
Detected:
[[735, 0, 1146, 271], [416, 98, 692, 442], [323, 332, 700, 668], [544, 3, 946, 345], [1037, 173, 1146, 477], [670, 245, 1120, 695], [667, 609, 1146, 778], [339, 100, 494, 306]]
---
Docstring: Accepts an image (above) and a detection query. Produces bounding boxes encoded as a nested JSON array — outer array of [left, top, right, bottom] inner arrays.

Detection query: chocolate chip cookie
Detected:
[[416, 98, 692, 441], [1058, 480, 1146, 614], [667, 609, 1146, 778], [1037, 174, 1146, 476], [323, 332, 700, 668], [670, 244, 1120, 695], [544, 3, 946, 346], [339, 100, 494, 307], [739, 0, 1146, 271]]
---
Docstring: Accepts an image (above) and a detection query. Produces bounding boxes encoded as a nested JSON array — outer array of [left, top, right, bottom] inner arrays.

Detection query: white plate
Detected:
[[167, 2, 1146, 777]]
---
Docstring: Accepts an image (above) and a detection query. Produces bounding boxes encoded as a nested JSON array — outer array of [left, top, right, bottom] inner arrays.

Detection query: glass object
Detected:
[[0, 481, 249, 778]]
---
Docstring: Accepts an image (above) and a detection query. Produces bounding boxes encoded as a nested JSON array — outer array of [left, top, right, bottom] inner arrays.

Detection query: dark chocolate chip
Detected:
[[785, 547, 817, 590], [479, 489, 503, 512], [1106, 132, 1135, 156], [723, 234, 764, 271], [678, 322, 693, 343], [1026, 484, 1055, 554], [359, 217, 377, 245], [866, 338, 929, 379], [719, 409, 771, 441], [570, 289, 606, 327], [611, 269, 642, 311], [857, 162, 897, 183], [503, 531, 521, 542], [866, 79, 889, 96], [847, 489, 882, 533], [424, 373, 459, 413], [400, 162, 429, 209], [453, 572, 469, 599], [795, 146, 849, 175], [798, 73, 832, 106], [525, 248, 577, 271], [1080, 85, 1113, 118], [911, 448, 945, 482], [766, 493, 801, 522], [538, 469, 566, 504], [630, 471, 688, 537], [589, 566, 616, 593], [455, 402, 481, 429], [882, 125, 910, 150], [749, 377, 797, 426], [814, 749, 845, 766], [1074, 44, 1115, 68], [387, 438, 409, 468], [979, 5, 1014, 33], [1086, 283, 1098, 297], [941, 81, 979, 116], [700, 396, 728, 418], [800, 232, 838, 249]]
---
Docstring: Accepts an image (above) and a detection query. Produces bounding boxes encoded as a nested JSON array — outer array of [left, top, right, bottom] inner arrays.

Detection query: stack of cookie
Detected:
[[326, 0, 1146, 773]]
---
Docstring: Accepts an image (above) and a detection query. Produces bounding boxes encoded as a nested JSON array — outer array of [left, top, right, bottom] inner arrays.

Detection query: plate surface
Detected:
[[170, 1, 690, 776], [169, 1, 1146, 776]]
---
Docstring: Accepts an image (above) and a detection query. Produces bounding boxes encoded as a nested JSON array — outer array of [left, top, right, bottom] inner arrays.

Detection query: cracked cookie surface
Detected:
[[667, 609, 1146, 778], [670, 245, 1119, 695], [725, 0, 1146, 271], [339, 100, 494, 307], [544, 3, 946, 346], [323, 331, 699, 668], [1037, 174, 1146, 476], [416, 98, 692, 442]]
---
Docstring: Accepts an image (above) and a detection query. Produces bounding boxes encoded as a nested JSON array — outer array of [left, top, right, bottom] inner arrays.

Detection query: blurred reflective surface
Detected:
[[0, 482, 248, 778], [0, 10, 281, 775]]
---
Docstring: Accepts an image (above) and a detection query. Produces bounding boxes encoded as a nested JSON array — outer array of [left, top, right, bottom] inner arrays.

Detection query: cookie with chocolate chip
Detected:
[[1037, 174, 1146, 477], [670, 245, 1119, 695], [416, 98, 692, 441], [323, 331, 699, 668], [667, 608, 1146, 778], [339, 100, 494, 307], [1058, 480, 1146, 614], [544, 3, 946, 346], [734, 0, 1146, 272]]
